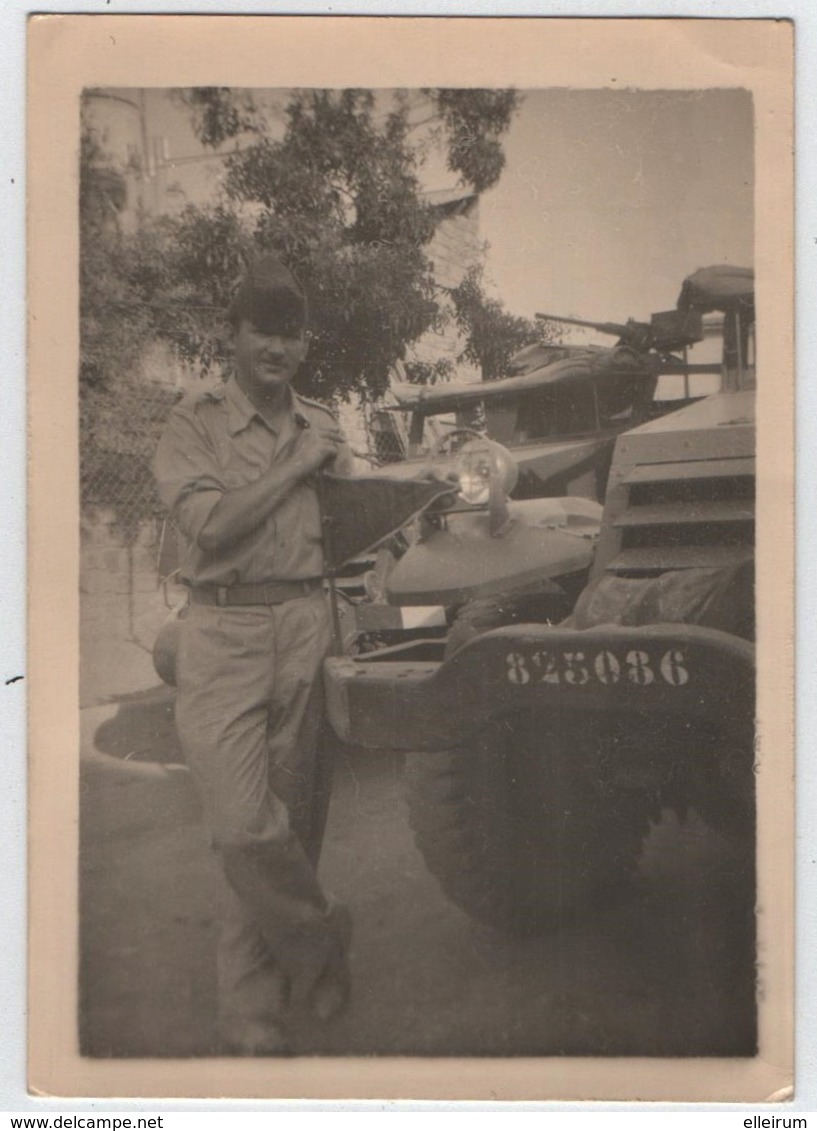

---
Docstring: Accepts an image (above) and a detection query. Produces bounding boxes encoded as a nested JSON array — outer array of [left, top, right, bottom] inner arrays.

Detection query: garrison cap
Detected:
[[228, 254, 307, 336]]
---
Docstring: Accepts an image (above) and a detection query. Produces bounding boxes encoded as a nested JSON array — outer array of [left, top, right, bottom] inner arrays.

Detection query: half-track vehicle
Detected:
[[334, 293, 721, 658], [323, 265, 756, 936]]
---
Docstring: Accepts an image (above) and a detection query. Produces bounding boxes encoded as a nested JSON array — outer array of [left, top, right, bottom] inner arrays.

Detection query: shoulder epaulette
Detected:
[[177, 382, 227, 412], [294, 392, 338, 419]]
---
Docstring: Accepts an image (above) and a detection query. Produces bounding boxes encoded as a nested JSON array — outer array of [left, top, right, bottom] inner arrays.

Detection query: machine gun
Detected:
[[535, 308, 704, 354]]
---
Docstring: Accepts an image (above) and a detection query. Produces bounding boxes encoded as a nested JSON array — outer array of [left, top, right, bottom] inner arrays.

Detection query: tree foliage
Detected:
[[432, 89, 520, 195], [79, 87, 523, 520], [81, 86, 521, 411], [402, 358, 455, 386], [79, 124, 210, 524], [450, 267, 552, 381], [178, 87, 260, 149], [167, 87, 520, 400], [80, 129, 156, 394]]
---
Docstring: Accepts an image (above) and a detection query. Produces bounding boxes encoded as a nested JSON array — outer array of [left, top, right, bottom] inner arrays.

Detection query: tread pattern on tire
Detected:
[[406, 711, 652, 936]]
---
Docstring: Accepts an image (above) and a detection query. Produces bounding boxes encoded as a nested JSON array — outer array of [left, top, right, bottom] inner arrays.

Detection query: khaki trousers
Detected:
[[175, 590, 345, 1032]]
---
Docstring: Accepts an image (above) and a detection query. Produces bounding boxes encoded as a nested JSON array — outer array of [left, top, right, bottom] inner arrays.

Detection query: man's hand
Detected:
[[404, 461, 461, 488], [291, 423, 346, 477], [198, 422, 344, 553]]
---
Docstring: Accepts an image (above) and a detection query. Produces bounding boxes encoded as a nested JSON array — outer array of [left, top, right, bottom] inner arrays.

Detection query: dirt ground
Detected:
[[79, 688, 756, 1060]]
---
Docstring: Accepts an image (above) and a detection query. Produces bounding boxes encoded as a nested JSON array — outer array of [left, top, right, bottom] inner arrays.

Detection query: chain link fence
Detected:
[[80, 374, 411, 538], [368, 408, 407, 465], [80, 378, 185, 536]]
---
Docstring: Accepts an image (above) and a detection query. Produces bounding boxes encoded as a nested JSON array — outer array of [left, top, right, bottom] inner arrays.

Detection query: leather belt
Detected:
[[189, 578, 323, 607]]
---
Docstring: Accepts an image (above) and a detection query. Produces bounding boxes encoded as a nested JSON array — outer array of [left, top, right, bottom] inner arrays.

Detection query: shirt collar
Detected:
[[225, 374, 295, 436]]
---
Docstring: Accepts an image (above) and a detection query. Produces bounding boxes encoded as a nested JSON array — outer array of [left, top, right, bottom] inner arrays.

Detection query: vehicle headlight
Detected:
[[453, 438, 519, 505]]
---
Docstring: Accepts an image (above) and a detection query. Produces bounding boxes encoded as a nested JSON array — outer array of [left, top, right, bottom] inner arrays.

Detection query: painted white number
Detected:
[[564, 651, 590, 685], [594, 650, 621, 685], [625, 650, 655, 686], [506, 652, 530, 685], [532, 651, 561, 684], [660, 648, 690, 686], [505, 647, 692, 687]]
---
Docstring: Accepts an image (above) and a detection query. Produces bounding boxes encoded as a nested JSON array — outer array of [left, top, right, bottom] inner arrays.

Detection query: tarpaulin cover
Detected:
[[565, 560, 754, 641], [506, 342, 598, 376], [677, 266, 754, 314], [390, 345, 652, 415]]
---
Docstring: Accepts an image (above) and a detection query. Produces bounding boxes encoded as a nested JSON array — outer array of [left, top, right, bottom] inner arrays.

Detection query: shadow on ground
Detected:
[[80, 687, 756, 1059]]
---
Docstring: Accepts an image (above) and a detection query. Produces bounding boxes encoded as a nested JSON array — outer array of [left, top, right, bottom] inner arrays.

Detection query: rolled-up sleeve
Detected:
[[153, 409, 224, 544]]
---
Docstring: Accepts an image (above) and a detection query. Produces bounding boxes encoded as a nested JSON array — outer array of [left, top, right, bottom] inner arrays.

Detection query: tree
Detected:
[[79, 123, 187, 524], [450, 267, 553, 381], [80, 129, 155, 394], [78, 87, 522, 520], [163, 87, 521, 401]]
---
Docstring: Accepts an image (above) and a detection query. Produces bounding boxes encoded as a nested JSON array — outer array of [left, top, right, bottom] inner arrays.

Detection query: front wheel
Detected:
[[405, 711, 652, 936], [443, 588, 573, 659]]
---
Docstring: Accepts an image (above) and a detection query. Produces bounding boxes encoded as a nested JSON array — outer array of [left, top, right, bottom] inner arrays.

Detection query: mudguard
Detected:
[[324, 622, 754, 752]]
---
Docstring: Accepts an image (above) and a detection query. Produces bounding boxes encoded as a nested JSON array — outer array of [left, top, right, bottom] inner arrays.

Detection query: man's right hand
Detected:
[[198, 422, 345, 553], [292, 424, 346, 477]]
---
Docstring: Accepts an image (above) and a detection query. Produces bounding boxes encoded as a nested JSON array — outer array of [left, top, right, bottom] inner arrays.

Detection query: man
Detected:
[[154, 255, 354, 1055]]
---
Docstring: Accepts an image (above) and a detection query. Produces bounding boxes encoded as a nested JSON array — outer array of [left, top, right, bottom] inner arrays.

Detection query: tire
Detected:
[[649, 717, 756, 840], [685, 739, 756, 842], [406, 710, 652, 936], [444, 588, 572, 660]]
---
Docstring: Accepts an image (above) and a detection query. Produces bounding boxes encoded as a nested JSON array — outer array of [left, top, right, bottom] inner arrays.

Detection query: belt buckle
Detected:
[[216, 586, 229, 607], [263, 583, 276, 606]]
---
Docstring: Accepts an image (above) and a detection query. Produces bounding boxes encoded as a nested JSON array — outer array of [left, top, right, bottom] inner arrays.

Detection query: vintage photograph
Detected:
[[27, 16, 794, 1102]]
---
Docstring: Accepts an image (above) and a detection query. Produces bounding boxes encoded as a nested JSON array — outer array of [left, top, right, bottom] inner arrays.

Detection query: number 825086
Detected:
[[504, 648, 690, 688]]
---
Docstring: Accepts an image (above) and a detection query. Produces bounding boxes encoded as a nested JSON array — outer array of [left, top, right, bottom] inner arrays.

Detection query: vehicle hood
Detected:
[[385, 496, 602, 607], [363, 433, 617, 488]]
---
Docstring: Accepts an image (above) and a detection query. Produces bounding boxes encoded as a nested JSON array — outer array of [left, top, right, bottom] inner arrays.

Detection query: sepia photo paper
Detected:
[[27, 14, 794, 1103]]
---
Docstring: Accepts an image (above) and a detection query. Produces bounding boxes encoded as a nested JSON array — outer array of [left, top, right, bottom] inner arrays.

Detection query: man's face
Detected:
[[234, 318, 308, 398]]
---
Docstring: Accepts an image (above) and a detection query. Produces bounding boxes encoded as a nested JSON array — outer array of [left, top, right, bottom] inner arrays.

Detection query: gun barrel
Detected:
[[535, 312, 629, 337]]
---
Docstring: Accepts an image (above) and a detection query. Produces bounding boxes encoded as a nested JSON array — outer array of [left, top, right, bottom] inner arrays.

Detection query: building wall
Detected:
[[407, 197, 483, 383], [80, 507, 176, 705]]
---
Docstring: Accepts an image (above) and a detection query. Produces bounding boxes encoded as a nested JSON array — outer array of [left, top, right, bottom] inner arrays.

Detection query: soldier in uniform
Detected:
[[154, 255, 354, 1055]]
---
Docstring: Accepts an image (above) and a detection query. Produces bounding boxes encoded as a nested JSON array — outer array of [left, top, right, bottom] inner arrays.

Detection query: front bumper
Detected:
[[324, 623, 754, 751]]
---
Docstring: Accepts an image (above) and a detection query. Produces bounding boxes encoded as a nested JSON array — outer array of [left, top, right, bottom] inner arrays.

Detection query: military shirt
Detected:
[[154, 375, 353, 586]]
